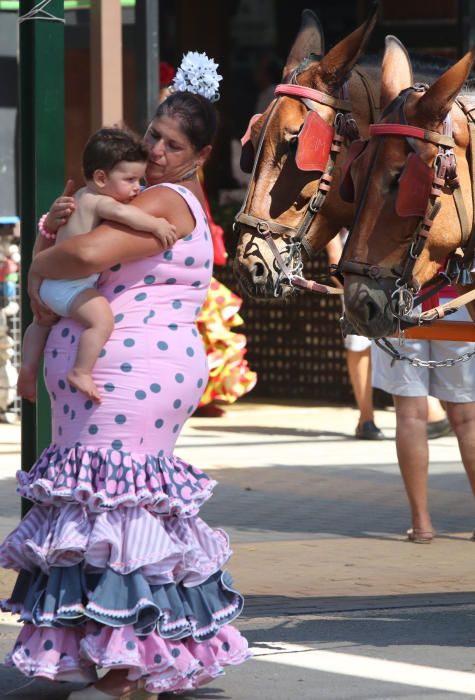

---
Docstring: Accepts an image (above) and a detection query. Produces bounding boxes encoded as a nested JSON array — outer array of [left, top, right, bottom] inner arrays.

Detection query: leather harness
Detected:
[[338, 85, 475, 325], [234, 59, 376, 297]]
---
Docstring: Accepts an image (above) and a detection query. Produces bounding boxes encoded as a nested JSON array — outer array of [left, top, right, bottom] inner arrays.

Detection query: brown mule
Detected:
[[341, 36, 475, 339], [233, 7, 379, 300]]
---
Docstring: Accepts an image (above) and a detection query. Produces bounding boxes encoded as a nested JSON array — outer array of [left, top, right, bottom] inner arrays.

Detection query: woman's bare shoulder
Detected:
[[132, 184, 189, 217]]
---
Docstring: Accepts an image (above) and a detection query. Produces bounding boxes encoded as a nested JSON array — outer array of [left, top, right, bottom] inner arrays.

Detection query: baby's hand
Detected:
[[153, 218, 178, 248]]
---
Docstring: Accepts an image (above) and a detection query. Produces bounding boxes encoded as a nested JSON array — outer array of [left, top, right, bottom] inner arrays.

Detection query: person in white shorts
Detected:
[[372, 298, 475, 543]]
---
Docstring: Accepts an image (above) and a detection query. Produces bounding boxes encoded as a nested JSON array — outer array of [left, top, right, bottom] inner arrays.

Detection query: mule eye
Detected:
[[389, 172, 402, 190], [288, 136, 298, 153]]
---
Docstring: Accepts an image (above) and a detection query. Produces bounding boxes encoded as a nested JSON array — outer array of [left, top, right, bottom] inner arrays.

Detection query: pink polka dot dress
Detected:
[[0, 184, 249, 693]]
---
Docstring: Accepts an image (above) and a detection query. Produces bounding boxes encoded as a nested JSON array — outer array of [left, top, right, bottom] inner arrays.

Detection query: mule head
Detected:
[[342, 36, 475, 338], [233, 6, 378, 299]]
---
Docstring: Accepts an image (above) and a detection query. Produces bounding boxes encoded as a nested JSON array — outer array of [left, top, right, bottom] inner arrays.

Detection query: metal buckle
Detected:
[[256, 221, 270, 236]]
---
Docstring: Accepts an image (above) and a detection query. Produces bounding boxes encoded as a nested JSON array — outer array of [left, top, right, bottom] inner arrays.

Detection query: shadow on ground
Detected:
[[201, 465, 474, 539]]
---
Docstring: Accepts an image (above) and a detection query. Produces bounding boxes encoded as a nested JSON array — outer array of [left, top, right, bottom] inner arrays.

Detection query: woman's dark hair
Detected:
[[82, 127, 148, 180], [154, 92, 218, 150]]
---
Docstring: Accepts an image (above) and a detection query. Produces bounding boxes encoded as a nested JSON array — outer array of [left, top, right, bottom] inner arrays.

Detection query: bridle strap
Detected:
[[368, 123, 455, 148], [419, 285, 475, 321], [456, 96, 475, 264], [353, 66, 380, 123], [341, 259, 398, 280], [236, 212, 296, 238], [262, 230, 342, 295], [274, 83, 352, 112], [235, 99, 280, 225]]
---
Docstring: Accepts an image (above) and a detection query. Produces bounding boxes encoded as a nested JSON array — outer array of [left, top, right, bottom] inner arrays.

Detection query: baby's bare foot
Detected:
[[17, 365, 37, 402], [67, 368, 101, 403]]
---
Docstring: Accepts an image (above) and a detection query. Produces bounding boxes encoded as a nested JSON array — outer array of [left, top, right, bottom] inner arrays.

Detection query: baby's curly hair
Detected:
[[82, 127, 148, 180]]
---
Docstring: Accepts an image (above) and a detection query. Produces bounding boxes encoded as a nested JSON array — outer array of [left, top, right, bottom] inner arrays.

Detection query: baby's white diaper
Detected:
[[40, 274, 100, 317]]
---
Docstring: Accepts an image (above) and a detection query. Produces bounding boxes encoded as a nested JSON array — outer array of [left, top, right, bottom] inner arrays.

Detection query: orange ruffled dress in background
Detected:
[[197, 187, 257, 408], [197, 278, 257, 407]]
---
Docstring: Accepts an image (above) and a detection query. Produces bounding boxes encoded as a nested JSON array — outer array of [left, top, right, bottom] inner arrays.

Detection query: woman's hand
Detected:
[[44, 179, 76, 232]]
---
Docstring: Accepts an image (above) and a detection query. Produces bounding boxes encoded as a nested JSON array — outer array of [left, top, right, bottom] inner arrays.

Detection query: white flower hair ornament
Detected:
[[171, 51, 222, 103]]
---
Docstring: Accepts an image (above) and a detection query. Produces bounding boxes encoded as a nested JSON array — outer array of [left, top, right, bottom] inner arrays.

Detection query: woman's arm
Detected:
[[95, 196, 177, 247], [30, 185, 195, 280], [32, 231, 56, 257]]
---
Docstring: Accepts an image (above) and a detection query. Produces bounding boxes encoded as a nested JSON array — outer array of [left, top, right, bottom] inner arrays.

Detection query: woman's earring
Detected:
[[179, 164, 199, 182]]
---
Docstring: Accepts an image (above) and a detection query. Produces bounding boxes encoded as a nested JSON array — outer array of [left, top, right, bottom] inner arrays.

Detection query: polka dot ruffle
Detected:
[[6, 622, 250, 691], [16, 443, 217, 516]]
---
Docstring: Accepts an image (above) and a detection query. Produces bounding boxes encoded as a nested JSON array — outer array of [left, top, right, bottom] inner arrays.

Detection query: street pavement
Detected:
[[0, 401, 475, 698]]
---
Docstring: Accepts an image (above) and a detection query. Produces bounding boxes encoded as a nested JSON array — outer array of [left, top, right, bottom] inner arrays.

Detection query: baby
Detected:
[[18, 127, 177, 404]]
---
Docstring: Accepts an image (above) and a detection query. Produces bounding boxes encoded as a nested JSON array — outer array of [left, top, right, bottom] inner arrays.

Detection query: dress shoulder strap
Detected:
[[157, 182, 205, 221]]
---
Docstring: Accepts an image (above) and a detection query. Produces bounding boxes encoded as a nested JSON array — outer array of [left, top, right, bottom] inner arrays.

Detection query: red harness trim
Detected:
[[369, 123, 454, 147], [369, 123, 426, 139], [275, 83, 331, 104], [274, 83, 352, 111]]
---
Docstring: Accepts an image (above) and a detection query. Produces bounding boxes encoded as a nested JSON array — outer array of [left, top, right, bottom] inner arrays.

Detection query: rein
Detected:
[[234, 63, 359, 297], [339, 85, 475, 326]]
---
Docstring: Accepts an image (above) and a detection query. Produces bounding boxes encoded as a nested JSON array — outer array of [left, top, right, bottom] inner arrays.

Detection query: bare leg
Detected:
[[426, 395, 452, 439], [17, 321, 50, 402], [427, 395, 446, 422], [446, 401, 475, 497], [346, 347, 374, 427], [67, 289, 114, 403], [92, 669, 141, 696], [393, 395, 433, 537]]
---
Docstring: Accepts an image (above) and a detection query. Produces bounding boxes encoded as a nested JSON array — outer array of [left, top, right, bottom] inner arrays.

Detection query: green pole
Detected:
[[19, 0, 64, 483]]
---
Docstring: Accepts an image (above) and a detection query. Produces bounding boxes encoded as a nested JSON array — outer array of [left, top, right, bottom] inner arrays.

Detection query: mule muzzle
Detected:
[[344, 275, 397, 338], [233, 228, 299, 300], [232, 254, 291, 300]]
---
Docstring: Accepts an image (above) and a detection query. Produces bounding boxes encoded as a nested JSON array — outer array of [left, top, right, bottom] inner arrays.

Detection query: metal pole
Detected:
[[90, 0, 123, 131], [19, 0, 64, 479], [135, 0, 159, 132]]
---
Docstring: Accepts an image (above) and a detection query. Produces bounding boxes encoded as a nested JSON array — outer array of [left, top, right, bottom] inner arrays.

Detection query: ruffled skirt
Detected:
[[197, 278, 257, 407], [0, 443, 249, 693]]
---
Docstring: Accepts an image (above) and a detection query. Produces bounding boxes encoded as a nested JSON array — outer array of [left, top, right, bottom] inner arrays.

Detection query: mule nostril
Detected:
[[251, 262, 266, 283], [366, 299, 379, 322]]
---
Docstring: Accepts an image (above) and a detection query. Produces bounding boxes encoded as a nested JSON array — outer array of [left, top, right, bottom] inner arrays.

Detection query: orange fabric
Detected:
[[197, 277, 257, 407], [396, 320, 475, 341]]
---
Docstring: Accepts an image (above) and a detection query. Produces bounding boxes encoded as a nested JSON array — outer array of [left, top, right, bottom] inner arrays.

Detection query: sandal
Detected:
[[406, 527, 434, 544]]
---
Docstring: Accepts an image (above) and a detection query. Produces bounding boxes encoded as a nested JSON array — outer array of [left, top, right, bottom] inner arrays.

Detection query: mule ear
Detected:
[[380, 36, 413, 110], [282, 9, 325, 81], [315, 2, 378, 91], [416, 48, 475, 125]]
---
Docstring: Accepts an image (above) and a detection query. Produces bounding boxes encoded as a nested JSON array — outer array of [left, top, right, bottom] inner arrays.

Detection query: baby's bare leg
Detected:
[[67, 289, 114, 403], [17, 321, 51, 402]]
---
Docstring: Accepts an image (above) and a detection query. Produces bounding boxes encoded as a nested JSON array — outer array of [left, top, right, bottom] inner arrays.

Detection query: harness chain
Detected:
[[375, 336, 475, 368]]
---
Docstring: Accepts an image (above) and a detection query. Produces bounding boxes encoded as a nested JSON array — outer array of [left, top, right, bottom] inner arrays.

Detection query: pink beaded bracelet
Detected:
[[38, 213, 57, 240]]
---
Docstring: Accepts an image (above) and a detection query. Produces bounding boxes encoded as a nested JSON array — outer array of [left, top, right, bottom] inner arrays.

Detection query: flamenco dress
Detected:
[[197, 188, 257, 408], [0, 184, 249, 693]]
